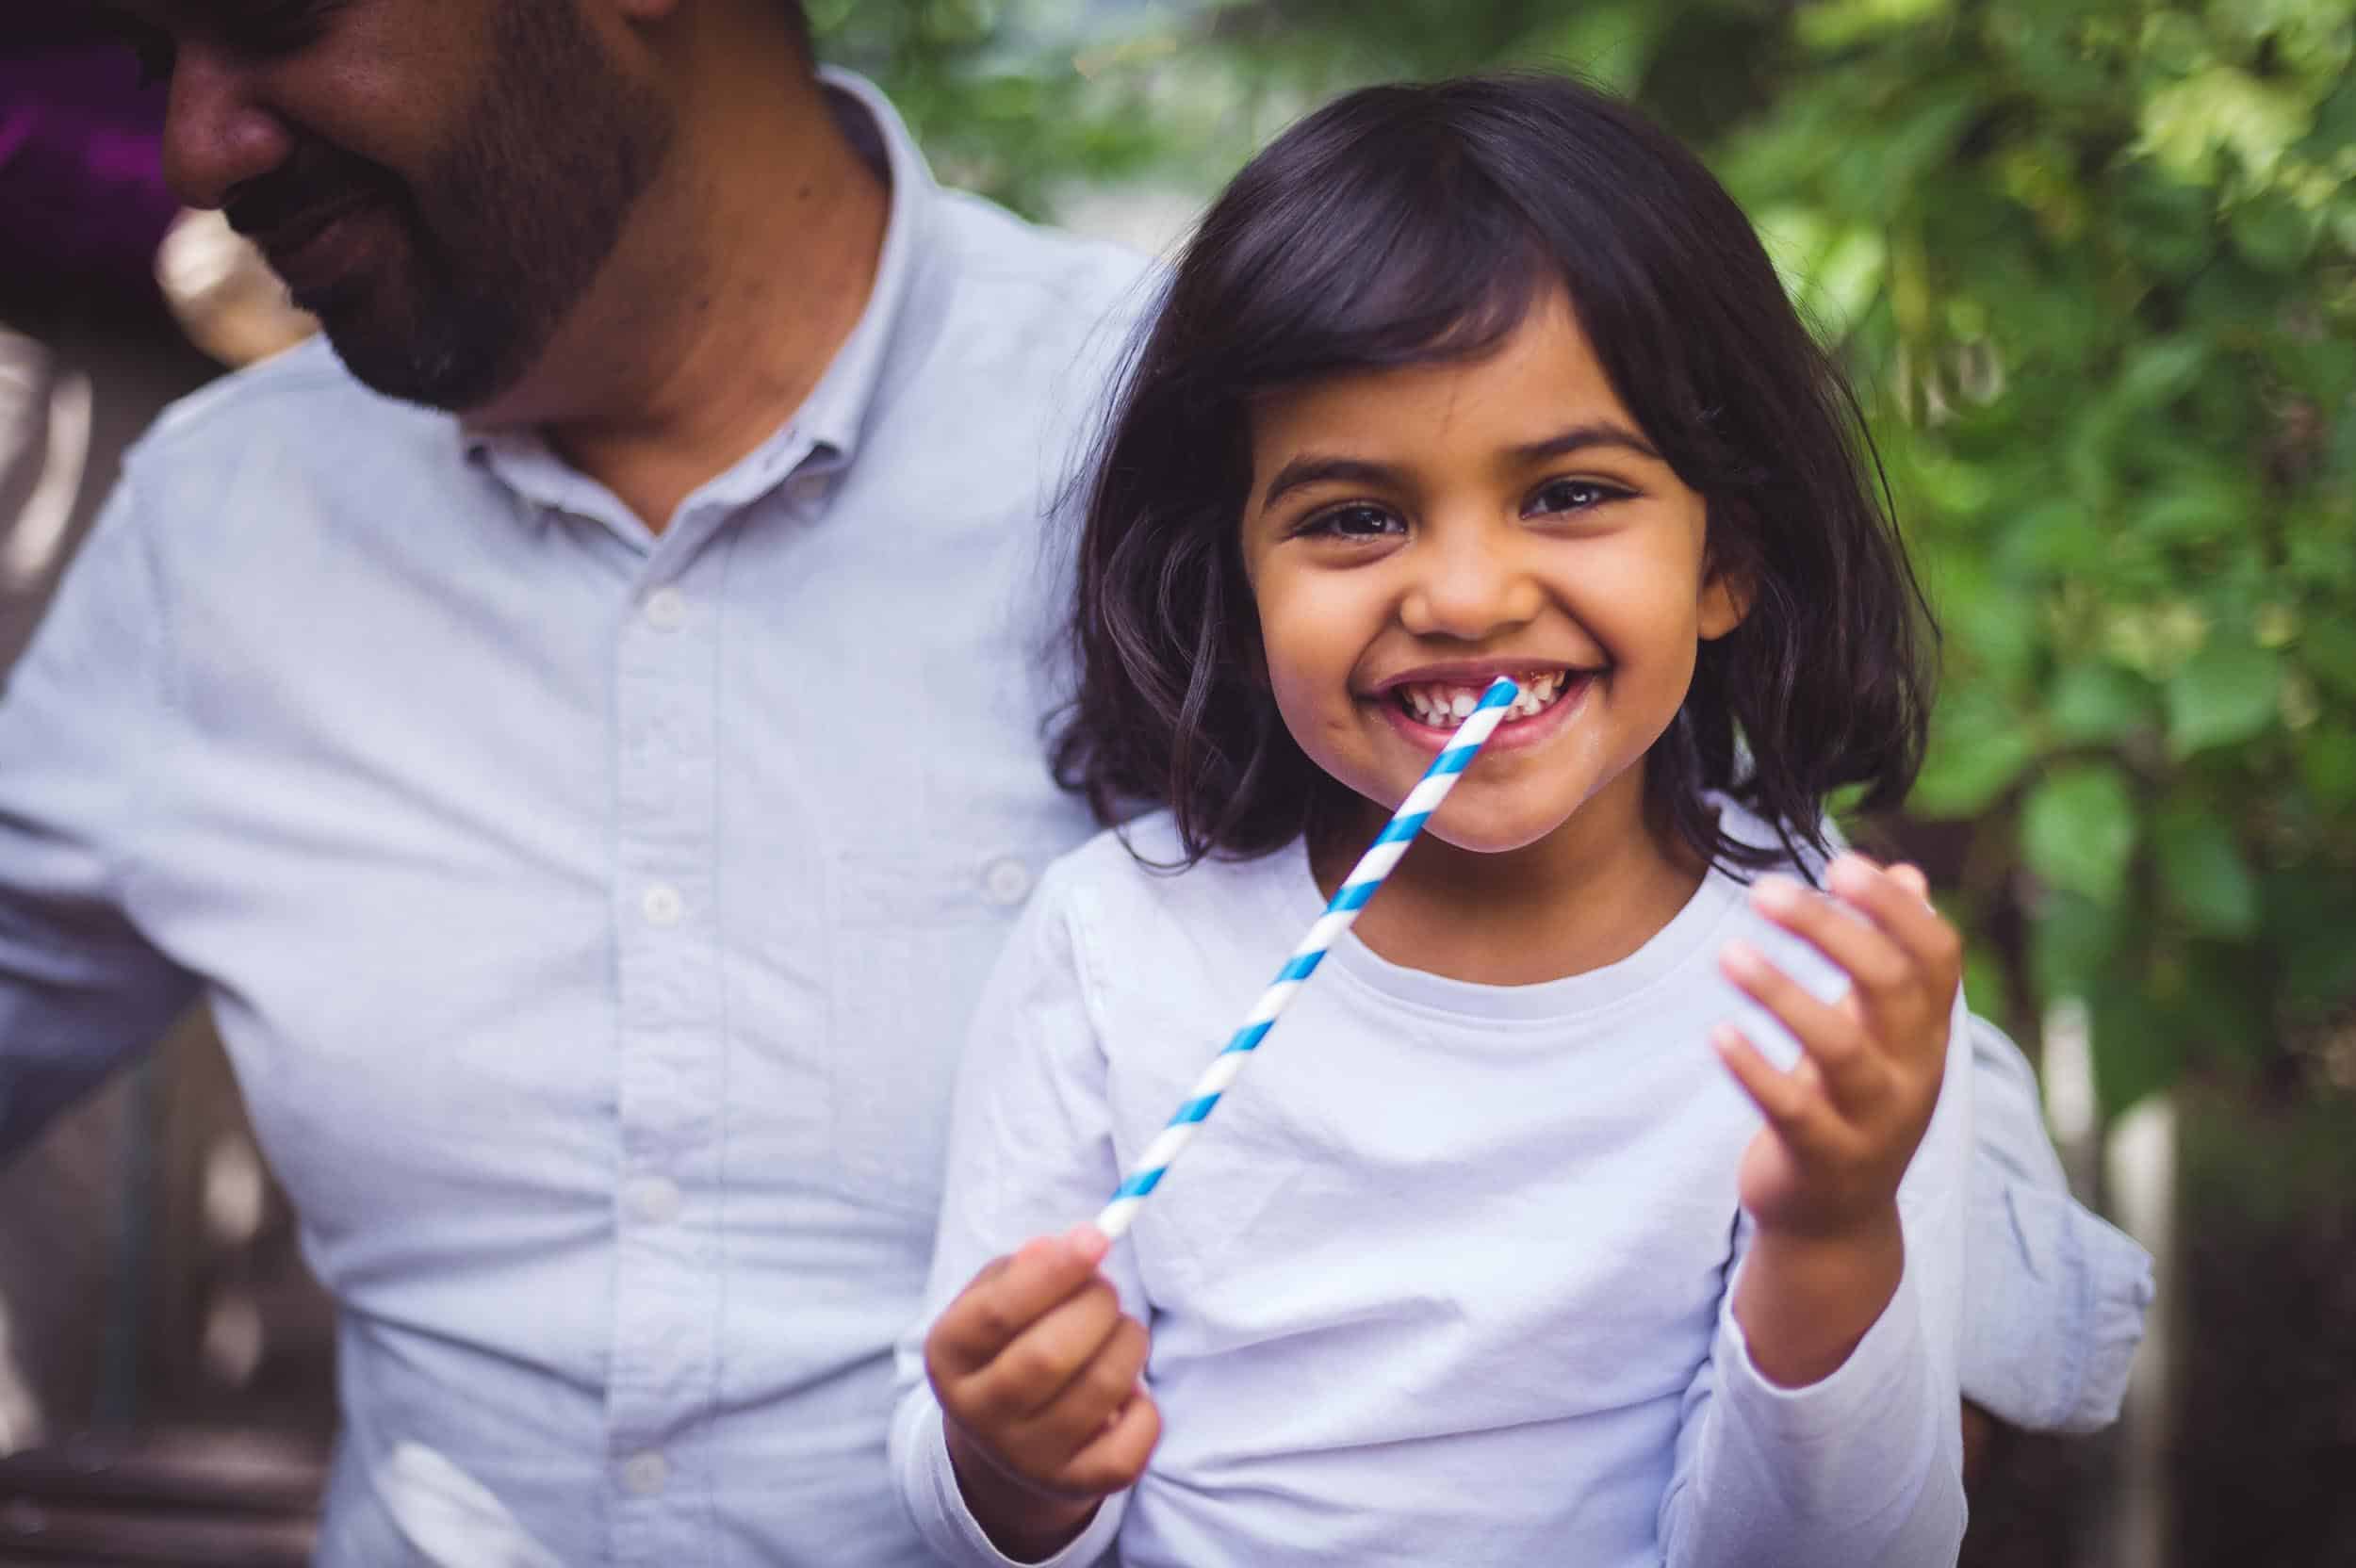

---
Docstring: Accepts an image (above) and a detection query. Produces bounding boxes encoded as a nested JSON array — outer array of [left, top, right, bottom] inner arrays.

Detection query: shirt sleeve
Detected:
[[888, 864, 1140, 1568], [0, 467, 198, 1154], [1658, 989, 1973, 1568], [1958, 1014, 2155, 1433]]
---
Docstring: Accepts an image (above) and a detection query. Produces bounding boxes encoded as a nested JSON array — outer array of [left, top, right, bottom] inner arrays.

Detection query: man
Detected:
[[2, 1, 2146, 1562]]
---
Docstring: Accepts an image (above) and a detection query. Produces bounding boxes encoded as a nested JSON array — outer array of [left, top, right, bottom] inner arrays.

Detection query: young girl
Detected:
[[891, 74, 1971, 1567]]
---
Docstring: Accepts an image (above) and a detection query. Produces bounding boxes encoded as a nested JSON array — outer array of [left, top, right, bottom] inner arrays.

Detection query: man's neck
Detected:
[[472, 64, 890, 533]]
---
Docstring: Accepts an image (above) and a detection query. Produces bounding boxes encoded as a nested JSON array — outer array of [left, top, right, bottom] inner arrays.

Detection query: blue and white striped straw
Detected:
[[1094, 676, 1521, 1241]]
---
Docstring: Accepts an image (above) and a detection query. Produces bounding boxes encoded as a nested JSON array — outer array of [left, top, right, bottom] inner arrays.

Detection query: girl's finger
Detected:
[[1055, 1388, 1163, 1500], [1718, 939, 1891, 1116], [1825, 855, 1965, 1004], [1712, 1023, 1845, 1164], [1020, 1314, 1152, 1465], [966, 1275, 1126, 1425], [930, 1228, 1109, 1377], [1747, 875, 1920, 1027]]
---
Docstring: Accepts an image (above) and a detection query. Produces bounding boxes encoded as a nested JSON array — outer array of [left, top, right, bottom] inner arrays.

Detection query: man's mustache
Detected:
[[223, 145, 401, 241]]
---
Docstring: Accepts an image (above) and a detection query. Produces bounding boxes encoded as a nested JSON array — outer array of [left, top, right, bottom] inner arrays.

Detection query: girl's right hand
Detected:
[[924, 1225, 1161, 1558]]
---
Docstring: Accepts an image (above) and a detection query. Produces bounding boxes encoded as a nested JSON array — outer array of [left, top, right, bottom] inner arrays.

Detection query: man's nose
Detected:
[[1398, 526, 1545, 642], [158, 48, 294, 211]]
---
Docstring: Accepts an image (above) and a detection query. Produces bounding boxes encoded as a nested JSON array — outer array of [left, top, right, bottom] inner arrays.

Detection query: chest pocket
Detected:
[[826, 843, 1037, 1217]]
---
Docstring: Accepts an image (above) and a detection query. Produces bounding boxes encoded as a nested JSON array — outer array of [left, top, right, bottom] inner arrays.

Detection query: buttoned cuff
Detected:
[[1961, 1179, 2155, 1433], [903, 1400, 1124, 1568]]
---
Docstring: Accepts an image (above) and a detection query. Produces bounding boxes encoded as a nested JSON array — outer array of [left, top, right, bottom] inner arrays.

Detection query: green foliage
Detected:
[[807, 1, 1183, 215], [1727, 0, 2356, 1112], [826, 0, 2356, 1115]]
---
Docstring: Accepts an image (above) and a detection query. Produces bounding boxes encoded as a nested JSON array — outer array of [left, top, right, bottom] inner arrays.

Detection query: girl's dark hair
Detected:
[[1053, 73, 1935, 876]]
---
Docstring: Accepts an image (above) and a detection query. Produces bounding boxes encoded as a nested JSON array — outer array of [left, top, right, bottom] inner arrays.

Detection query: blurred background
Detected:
[[2, 0, 2350, 1563]]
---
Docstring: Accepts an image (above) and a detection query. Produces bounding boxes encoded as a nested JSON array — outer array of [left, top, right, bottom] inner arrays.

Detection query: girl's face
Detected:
[[1240, 288, 1746, 858]]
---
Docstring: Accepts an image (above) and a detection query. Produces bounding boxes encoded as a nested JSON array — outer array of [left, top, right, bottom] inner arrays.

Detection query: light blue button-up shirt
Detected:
[[0, 70, 2145, 1568], [1, 73, 1147, 1567]]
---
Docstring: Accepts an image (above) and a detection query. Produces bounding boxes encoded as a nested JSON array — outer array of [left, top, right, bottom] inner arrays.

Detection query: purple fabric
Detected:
[[0, 50, 176, 302]]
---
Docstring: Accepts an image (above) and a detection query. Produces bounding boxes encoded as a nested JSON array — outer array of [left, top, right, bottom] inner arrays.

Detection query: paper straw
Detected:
[[1093, 676, 1521, 1241]]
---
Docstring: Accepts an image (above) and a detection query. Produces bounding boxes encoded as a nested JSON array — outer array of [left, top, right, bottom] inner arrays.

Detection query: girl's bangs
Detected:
[[1204, 137, 1559, 395]]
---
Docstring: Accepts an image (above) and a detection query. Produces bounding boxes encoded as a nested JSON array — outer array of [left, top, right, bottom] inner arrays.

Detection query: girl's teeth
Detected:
[[1399, 673, 1579, 727]]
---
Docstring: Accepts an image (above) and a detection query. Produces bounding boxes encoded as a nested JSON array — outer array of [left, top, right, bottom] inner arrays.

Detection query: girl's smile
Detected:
[[1372, 661, 1595, 750], [1240, 286, 1747, 864]]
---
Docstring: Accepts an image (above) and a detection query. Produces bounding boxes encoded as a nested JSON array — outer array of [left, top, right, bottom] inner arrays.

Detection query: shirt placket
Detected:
[[607, 546, 728, 1565]]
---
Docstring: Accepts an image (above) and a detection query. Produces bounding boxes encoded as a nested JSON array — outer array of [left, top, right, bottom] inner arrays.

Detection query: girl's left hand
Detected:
[[1712, 855, 1962, 1244]]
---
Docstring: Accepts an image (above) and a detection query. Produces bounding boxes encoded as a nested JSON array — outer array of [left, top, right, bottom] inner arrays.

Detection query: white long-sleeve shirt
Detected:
[[892, 808, 1971, 1567]]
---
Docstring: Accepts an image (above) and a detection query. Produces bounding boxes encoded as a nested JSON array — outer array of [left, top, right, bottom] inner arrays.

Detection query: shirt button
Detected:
[[982, 856, 1033, 906], [620, 1451, 669, 1497], [624, 1175, 681, 1226], [642, 884, 684, 927], [644, 587, 688, 631], [791, 471, 830, 505]]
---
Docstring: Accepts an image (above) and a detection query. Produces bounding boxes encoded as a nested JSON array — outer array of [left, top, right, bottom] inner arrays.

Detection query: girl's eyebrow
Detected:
[[1511, 422, 1662, 464], [1257, 456, 1399, 512], [1258, 422, 1662, 512]]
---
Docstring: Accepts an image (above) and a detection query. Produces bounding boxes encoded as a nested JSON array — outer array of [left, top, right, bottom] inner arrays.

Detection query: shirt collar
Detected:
[[458, 67, 933, 520], [785, 67, 930, 471]]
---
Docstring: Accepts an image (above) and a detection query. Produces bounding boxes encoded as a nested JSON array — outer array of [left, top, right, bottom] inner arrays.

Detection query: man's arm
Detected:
[[1, 469, 198, 1154], [1959, 1013, 2155, 1438]]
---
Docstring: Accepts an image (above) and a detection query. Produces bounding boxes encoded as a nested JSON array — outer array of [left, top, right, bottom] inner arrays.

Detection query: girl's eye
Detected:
[[1301, 504, 1404, 541], [1527, 478, 1621, 516]]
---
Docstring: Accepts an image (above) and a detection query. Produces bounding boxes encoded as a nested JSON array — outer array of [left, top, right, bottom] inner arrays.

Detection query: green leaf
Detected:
[[1796, 0, 1953, 50], [2264, 868, 2356, 1019], [2136, 66, 2309, 184], [2030, 890, 2131, 1004], [2114, 339, 2209, 410], [2112, 167, 2215, 279], [2086, 981, 2185, 1119], [2230, 190, 2318, 272], [2168, 943, 2271, 1073], [2167, 641, 2281, 756], [2299, 725, 2356, 811], [1941, 566, 2044, 685], [2021, 762, 2141, 906], [1521, 3, 1666, 95], [2048, 662, 2155, 743], [2130, 472, 2258, 546], [2153, 808, 2260, 937], [2275, 335, 2356, 410], [2184, 254, 2284, 332], [2302, 614, 2356, 703], [1961, 939, 2014, 1028], [1913, 692, 2037, 816], [2300, 76, 2356, 158], [1998, 499, 2108, 574]]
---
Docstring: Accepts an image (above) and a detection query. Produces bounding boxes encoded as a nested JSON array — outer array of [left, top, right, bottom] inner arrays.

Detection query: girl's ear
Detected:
[[1697, 508, 1755, 642], [1698, 563, 1753, 642]]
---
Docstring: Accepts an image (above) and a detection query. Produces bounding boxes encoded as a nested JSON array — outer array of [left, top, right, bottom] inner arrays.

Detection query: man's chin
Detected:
[[318, 309, 523, 415]]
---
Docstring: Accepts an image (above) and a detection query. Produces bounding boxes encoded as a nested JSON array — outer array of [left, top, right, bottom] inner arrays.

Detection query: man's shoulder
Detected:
[[928, 189, 1159, 343], [131, 336, 446, 478], [887, 194, 1160, 492]]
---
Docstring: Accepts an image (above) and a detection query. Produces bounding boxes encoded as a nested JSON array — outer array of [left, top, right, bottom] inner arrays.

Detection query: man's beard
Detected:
[[238, 0, 675, 412]]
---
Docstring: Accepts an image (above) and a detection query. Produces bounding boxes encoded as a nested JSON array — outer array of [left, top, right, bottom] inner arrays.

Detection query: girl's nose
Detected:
[[159, 48, 296, 213], [1398, 529, 1545, 642]]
